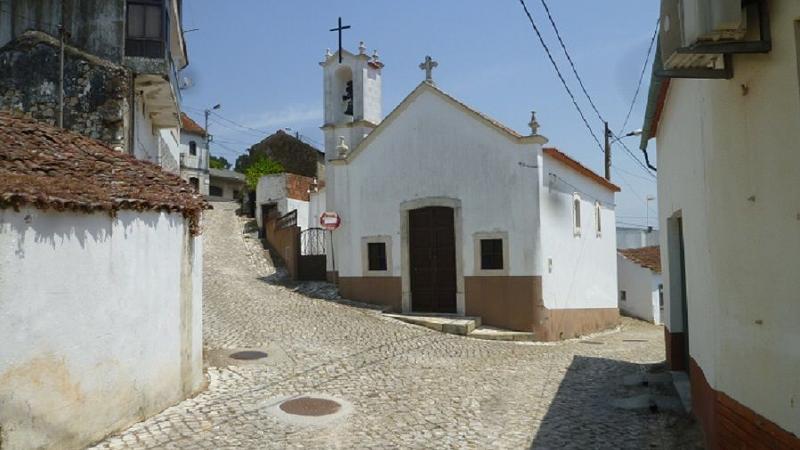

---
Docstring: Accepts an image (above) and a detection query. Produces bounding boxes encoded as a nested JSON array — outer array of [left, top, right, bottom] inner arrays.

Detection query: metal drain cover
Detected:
[[229, 350, 268, 360], [279, 397, 342, 416]]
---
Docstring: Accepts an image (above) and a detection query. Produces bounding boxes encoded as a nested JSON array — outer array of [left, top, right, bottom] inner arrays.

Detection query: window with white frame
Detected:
[[361, 236, 392, 275], [595, 201, 602, 236], [572, 193, 581, 236]]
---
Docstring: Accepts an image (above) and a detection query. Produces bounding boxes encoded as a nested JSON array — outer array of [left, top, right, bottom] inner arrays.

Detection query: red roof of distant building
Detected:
[[618, 245, 661, 273], [180, 113, 207, 137], [543, 147, 621, 192], [0, 112, 208, 234]]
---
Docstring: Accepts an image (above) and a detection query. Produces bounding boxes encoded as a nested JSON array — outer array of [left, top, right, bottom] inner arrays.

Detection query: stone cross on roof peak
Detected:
[[419, 55, 438, 83]]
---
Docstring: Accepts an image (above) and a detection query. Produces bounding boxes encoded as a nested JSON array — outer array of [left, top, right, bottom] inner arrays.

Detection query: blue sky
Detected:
[[180, 1, 660, 227]]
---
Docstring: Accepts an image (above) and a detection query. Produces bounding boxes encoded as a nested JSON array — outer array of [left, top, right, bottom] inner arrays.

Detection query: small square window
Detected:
[[480, 239, 503, 270], [367, 242, 387, 271], [620, 290, 627, 302]]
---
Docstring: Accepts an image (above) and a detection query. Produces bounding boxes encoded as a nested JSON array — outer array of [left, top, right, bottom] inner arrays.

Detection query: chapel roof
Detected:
[[543, 147, 621, 192], [618, 245, 661, 273], [180, 113, 207, 137], [0, 112, 208, 234]]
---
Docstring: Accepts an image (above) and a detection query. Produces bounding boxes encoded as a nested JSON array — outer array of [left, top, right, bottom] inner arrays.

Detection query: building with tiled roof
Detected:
[[0, 112, 205, 449], [179, 113, 210, 196], [318, 47, 620, 341], [617, 245, 662, 324]]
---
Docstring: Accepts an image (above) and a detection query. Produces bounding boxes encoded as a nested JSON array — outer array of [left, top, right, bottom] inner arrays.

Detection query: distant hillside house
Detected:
[[238, 129, 324, 179], [179, 113, 210, 195], [209, 168, 246, 201], [0, 113, 206, 450]]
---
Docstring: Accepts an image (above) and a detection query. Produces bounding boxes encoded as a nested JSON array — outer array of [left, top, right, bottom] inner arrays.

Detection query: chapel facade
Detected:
[[321, 45, 621, 340]]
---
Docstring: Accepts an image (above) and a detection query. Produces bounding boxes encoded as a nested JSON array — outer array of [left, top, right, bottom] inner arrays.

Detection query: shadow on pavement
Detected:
[[530, 355, 704, 449]]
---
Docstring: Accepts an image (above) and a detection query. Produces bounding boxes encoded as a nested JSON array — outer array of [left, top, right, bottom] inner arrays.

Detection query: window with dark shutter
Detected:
[[126, 0, 165, 58], [367, 242, 387, 271], [480, 239, 503, 270]]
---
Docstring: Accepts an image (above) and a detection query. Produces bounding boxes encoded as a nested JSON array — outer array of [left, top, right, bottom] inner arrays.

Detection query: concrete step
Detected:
[[468, 326, 536, 342], [383, 313, 481, 335]]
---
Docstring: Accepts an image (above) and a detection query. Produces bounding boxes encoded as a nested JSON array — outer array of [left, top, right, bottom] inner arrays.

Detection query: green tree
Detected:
[[244, 156, 284, 189], [209, 155, 231, 170]]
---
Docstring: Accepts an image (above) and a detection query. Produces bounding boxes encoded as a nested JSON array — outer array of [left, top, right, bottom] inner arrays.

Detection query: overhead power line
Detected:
[[537, 0, 605, 124], [516, 0, 605, 153], [618, 19, 660, 138]]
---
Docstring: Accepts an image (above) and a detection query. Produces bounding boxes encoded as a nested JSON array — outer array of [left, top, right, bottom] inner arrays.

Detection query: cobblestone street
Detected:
[[92, 202, 700, 449]]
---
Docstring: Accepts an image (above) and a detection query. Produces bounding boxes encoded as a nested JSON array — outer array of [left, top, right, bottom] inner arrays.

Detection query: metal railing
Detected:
[[276, 210, 297, 230], [300, 228, 327, 256]]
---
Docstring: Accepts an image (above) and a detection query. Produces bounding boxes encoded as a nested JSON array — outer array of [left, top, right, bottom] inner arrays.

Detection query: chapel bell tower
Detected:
[[320, 41, 383, 160]]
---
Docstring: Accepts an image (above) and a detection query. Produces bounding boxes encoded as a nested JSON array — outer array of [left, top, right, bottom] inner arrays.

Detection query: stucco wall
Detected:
[[0, 207, 203, 450], [616, 227, 660, 249], [655, 1, 800, 436], [179, 130, 209, 196], [617, 255, 660, 323], [256, 174, 288, 229], [209, 178, 243, 202], [328, 90, 542, 285], [540, 155, 618, 310]]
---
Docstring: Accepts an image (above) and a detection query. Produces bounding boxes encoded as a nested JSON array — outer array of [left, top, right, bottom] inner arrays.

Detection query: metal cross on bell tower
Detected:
[[329, 17, 351, 64], [419, 55, 438, 83]]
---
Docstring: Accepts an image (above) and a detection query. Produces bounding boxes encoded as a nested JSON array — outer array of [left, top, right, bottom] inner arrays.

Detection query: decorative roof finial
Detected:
[[336, 136, 349, 158], [325, 48, 333, 58], [371, 49, 380, 62], [358, 41, 367, 55], [528, 111, 540, 135]]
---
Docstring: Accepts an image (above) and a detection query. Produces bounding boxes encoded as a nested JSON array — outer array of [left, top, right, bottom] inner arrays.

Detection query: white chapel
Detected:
[[319, 44, 621, 340]]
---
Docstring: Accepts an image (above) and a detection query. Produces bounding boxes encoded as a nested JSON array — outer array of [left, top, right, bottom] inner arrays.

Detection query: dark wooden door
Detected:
[[409, 207, 457, 313]]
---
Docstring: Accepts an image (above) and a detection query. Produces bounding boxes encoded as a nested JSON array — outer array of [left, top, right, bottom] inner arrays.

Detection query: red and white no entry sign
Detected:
[[320, 211, 341, 230]]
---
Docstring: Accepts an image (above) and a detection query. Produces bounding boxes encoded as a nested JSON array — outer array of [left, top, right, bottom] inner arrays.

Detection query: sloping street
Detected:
[[92, 202, 698, 449]]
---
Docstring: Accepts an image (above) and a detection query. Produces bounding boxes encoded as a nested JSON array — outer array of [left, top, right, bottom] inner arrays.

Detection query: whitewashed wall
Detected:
[[327, 88, 542, 281], [539, 155, 618, 310], [179, 130, 209, 196], [617, 255, 660, 323], [616, 227, 659, 249], [655, 1, 800, 436], [308, 190, 326, 229], [0, 208, 203, 450]]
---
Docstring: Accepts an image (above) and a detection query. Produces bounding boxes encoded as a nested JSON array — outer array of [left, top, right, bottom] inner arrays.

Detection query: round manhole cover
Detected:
[[279, 397, 342, 417], [229, 350, 268, 360]]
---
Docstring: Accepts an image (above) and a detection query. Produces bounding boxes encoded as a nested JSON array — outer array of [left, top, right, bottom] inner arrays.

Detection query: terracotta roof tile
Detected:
[[618, 245, 661, 273], [543, 147, 621, 192], [180, 113, 207, 137], [0, 112, 208, 234]]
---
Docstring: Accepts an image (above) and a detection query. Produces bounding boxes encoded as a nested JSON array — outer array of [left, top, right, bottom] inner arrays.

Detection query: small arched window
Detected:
[[189, 140, 197, 156], [595, 201, 602, 237], [572, 193, 582, 236]]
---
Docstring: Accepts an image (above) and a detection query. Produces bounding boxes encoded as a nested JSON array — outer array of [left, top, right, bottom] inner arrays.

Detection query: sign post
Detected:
[[320, 212, 341, 284]]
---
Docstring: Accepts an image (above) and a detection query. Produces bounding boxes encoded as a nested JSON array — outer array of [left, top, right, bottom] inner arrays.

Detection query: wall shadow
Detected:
[[529, 355, 703, 449]]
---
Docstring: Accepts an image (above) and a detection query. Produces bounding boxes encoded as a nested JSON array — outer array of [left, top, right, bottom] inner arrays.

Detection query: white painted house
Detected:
[[321, 47, 621, 340], [0, 113, 206, 450], [179, 113, 210, 196], [617, 246, 662, 324], [640, 0, 800, 446]]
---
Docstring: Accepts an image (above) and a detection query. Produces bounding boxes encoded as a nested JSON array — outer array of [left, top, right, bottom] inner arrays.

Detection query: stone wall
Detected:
[[0, 31, 130, 151]]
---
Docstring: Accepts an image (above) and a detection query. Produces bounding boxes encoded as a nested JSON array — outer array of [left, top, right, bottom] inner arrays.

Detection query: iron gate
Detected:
[[300, 227, 327, 256]]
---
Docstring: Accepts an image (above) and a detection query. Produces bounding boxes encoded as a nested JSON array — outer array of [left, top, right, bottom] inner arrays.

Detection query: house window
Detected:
[[620, 290, 627, 302], [209, 185, 223, 197], [659, 284, 664, 309], [126, 0, 165, 58], [189, 141, 197, 156], [188, 177, 199, 191], [595, 202, 602, 236], [573, 193, 582, 236], [480, 239, 504, 270], [367, 242, 387, 271]]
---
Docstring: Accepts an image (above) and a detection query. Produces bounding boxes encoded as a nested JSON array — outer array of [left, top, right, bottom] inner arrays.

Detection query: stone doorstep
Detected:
[[382, 314, 536, 341], [468, 326, 536, 342], [383, 313, 481, 335]]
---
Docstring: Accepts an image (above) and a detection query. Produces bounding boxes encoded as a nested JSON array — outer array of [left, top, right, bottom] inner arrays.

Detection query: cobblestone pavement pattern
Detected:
[[92, 202, 702, 449]]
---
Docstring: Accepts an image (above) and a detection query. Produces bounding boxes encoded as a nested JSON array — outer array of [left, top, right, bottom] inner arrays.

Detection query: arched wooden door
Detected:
[[409, 207, 457, 313]]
